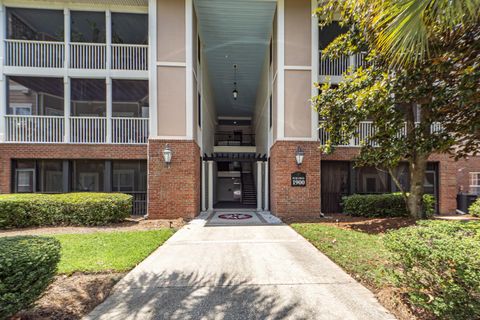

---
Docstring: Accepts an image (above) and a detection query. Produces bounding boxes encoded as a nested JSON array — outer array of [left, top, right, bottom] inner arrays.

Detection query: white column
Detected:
[[106, 77, 112, 143], [311, 0, 319, 141], [64, 8, 70, 69], [63, 77, 70, 142], [0, 5, 5, 142], [185, 0, 194, 139], [201, 160, 207, 211], [257, 161, 263, 211], [106, 10, 112, 70], [264, 161, 269, 211], [208, 160, 214, 211], [277, 0, 285, 140], [148, 0, 158, 137]]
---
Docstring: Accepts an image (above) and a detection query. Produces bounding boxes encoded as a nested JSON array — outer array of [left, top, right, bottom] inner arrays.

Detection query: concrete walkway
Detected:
[[87, 212, 395, 320]]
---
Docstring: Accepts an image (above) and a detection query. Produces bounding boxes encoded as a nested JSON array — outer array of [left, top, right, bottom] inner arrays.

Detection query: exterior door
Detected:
[[321, 161, 350, 213]]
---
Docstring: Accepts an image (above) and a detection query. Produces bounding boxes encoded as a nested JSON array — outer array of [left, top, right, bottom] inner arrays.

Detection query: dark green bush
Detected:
[[0, 236, 61, 318], [0, 193, 132, 228], [469, 197, 480, 217], [341, 193, 435, 217], [385, 221, 480, 320]]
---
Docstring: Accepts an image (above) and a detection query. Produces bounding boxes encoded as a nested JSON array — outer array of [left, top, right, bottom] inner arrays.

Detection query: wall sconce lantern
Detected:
[[163, 144, 172, 168], [232, 64, 239, 100], [295, 146, 304, 167]]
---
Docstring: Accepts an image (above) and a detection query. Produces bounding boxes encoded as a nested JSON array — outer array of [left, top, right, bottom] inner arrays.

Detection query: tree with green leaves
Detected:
[[313, 0, 480, 218]]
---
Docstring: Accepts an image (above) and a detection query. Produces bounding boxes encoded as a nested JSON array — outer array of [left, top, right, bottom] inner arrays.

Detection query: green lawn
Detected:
[[291, 223, 392, 287], [51, 229, 175, 274]]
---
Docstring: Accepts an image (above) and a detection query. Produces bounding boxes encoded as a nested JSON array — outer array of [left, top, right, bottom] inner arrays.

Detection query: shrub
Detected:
[[0, 193, 132, 228], [0, 236, 61, 318], [384, 221, 480, 320], [469, 197, 480, 217], [341, 193, 435, 217]]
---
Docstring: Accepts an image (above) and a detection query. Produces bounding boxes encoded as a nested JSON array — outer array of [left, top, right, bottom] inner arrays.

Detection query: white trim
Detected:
[[278, 136, 317, 141], [2, 67, 148, 79], [185, 0, 193, 140], [2, 1, 148, 13], [0, 5, 5, 142], [201, 160, 207, 211], [156, 61, 187, 67], [217, 116, 252, 121], [148, 0, 157, 137], [263, 161, 269, 211], [284, 65, 312, 70], [106, 10, 112, 70], [277, 0, 285, 140], [9, 103, 32, 115], [106, 78, 112, 143], [311, 0, 319, 141], [63, 76, 70, 142], [257, 161, 263, 211], [208, 160, 214, 211], [154, 135, 190, 140]]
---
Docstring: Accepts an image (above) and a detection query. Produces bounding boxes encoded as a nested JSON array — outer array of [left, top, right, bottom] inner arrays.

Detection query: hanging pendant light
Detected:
[[232, 64, 238, 100]]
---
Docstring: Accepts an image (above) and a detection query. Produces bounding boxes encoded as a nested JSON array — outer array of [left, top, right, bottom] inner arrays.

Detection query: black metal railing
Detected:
[[214, 132, 255, 146], [126, 191, 147, 216]]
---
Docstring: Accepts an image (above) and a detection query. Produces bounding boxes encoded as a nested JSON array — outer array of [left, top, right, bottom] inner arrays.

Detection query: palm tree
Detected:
[[373, 0, 480, 67]]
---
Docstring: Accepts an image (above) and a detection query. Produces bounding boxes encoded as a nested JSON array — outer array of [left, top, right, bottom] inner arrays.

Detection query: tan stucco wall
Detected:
[[284, 0, 311, 66], [284, 70, 311, 138], [253, 49, 271, 155], [157, 0, 185, 62], [157, 66, 186, 136], [283, 0, 312, 139]]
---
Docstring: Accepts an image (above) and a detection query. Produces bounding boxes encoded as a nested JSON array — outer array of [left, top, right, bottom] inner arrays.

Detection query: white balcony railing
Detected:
[[69, 117, 107, 143], [112, 117, 149, 144], [319, 121, 443, 147], [5, 39, 65, 68], [319, 52, 368, 76], [69, 42, 107, 69], [5, 115, 65, 143], [112, 44, 148, 70]]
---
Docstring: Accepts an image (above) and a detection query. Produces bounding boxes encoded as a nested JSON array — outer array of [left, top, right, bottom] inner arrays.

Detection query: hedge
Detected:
[[0, 193, 132, 228], [341, 193, 435, 217], [0, 236, 61, 318], [385, 221, 480, 320], [469, 197, 480, 217]]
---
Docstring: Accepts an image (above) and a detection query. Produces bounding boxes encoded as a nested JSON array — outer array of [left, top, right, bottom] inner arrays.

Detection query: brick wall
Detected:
[[147, 139, 200, 220], [0, 143, 147, 194], [322, 147, 457, 215], [456, 156, 480, 194], [270, 141, 321, 219]]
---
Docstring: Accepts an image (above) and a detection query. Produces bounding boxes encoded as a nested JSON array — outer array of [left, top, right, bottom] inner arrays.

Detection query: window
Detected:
[[7, 8, 64, 41], [16, 169, 35, 193], [71, 11, 106, 43], [71, 79, 106, 116], [470, 172, 480, 194], [198, 93, 202, 127], [8, 77, 64, 116], [72, 160, 104, 192], [38, 160, 63, 193], [112, 80, 148, 118], [112, 160, 147, 192], [112, 13, 147, 45]]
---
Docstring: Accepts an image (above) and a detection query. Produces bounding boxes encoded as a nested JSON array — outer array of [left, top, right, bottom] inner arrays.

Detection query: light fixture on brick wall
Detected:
[[232, 64, 239, 100], [163, 144, 172, 168], [295, 146, 304, 167]]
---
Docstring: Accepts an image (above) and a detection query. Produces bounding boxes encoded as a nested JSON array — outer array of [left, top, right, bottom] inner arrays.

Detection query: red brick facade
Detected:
[[147, 139, 200, 219], [269, 144, 457, 216], [269, 141, 321, 219], [0, 143, 147, 194], [456, 156, 480, 194]]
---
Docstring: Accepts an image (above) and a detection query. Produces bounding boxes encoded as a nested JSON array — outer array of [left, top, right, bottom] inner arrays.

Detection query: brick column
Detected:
[[270, 141, 321, 219], [147, 139, 200, 219], [429, 153, 457, 215]]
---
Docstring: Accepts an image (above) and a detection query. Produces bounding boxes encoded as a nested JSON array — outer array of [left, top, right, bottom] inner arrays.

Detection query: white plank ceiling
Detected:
[[195, 0, 276, 117]]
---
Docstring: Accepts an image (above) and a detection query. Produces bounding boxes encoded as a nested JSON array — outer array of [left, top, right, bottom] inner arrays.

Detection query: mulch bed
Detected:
[[13, 273, 125, 320], [285, 213, 417, 234], [0, 218, 185, 237]]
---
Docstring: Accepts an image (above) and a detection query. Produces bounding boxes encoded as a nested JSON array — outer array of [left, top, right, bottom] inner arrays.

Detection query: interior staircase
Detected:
[[241, 172, 257, 206]]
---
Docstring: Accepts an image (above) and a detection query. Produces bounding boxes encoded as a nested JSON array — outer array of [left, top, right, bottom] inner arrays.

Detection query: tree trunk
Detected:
[[408, 155, 428, 219]]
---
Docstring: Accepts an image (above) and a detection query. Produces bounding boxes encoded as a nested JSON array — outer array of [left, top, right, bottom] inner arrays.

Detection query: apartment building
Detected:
[[0, 0, 460, 219]]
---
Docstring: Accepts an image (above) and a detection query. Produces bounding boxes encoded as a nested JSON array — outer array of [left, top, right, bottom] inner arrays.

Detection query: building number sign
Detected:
[[291, 172, 307, 187]]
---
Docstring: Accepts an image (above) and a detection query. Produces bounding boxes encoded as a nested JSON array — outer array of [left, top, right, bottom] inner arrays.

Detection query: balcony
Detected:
[[213, 132, 256, 153], [319, 121, 443, 147], [5, 40, 148, 71], [319, 52, 368, 83], [4, 8, 148, 71], [5, 115, 148, 144]]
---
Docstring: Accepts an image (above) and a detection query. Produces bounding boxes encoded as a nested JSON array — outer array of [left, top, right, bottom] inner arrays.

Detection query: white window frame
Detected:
[[15, 168, 35, 193], [10, 103, 32, 115], [470, 172, 480, 188]]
